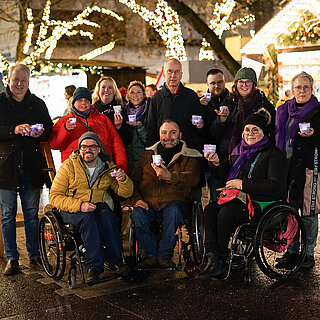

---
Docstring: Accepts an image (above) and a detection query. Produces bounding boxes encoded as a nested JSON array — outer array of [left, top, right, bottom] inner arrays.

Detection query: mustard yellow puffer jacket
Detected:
[[49, 151, 133, 213]]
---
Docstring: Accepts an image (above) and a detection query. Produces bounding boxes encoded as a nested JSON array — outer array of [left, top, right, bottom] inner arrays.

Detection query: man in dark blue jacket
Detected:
[[146, 58, 204, 152], [0, 63, 53, 275]]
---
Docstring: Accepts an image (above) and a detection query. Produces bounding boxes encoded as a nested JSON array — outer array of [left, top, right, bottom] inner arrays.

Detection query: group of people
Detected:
[[0, 59, 319, 285]]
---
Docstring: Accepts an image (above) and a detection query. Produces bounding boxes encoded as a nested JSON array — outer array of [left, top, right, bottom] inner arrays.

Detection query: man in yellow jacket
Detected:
[[49, 132, 133, 284]]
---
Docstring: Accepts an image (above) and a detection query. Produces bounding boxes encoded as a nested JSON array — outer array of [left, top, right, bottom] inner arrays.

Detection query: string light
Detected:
[[23, 8, 35, 54], [22, 4, 123, 68], [199, 0, 255, 61], [79, 42, 116, 60], [119, 0, 187, 61]]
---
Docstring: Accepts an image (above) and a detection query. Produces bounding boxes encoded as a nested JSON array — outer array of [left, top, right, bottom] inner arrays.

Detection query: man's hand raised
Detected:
[[151, 161, 171, 182]]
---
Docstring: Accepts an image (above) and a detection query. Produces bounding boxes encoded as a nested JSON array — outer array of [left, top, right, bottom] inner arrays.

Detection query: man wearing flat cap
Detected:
[[49, 132, 133, 285]]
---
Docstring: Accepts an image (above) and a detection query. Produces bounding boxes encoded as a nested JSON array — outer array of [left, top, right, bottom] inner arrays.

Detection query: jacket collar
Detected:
[[160, 82, 187, 97], [146, 140, 202, 166]]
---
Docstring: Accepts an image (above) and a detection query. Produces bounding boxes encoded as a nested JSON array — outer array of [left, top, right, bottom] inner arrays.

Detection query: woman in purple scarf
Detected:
[[125, 81, 150, 172], [275, 71, 320, 270], [198, 111, 287, 279]]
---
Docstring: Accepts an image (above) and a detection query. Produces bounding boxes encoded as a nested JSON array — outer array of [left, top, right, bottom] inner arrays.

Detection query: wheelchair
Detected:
[[39, 206, 121, 288], [126, 200, 205, 280], [224, 201, 306, 285]]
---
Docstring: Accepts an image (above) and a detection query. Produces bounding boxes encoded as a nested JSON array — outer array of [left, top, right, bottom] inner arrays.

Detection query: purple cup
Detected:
[[299, 122, 310, 133], [110, 170, 118, 177], [113, 105, 122, 115], [128, 114, 136, 123], [152, 154, 162, 166], [219, 106, 228, 111], [69, 118, 77, 125], [192, 115, 202, 125], [204, 144, 216, 154], [204, 93, 211, 100]]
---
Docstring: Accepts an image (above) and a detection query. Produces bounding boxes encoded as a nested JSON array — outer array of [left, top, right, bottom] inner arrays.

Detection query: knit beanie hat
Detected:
[[243, 111, 268, 133], [72, 87, 92, 106], [78, 132, 103, 150], [234, 67, 257, 85]]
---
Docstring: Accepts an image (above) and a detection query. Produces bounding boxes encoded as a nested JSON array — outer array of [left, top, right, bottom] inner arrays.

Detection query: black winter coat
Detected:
[[210, 140, 287, 202], [0, 88, 53, 190], [289, 104, 320, 212], [146, 83, 204, 151]]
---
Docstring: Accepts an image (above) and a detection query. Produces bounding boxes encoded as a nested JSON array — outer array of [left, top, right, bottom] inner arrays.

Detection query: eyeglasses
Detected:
[[80, 145, 99, 151], [238, 80, 253, 86], [243, 127, 260, 135], [293, 85, 312, 92], [166, 70, 181, 75]]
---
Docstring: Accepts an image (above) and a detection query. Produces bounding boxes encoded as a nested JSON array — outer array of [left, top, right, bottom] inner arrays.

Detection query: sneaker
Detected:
[[300, 255, 315, 269], [87, 269, 99, 285], [141, 256, 158, 268], [158, 258, 175, 269], [4, 260, 21, 276], [29, 257, 43, 270]]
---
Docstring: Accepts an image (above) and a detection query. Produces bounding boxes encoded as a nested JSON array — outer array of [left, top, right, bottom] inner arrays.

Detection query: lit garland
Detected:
[[199, 0, 255, 61], [23, 8, 34, 54], [0, 54, 9, 86], [277, 11, 320, 46], [21, 3, 123, 69], [118, 0, 187, 61], [79, 41, 116, 60]]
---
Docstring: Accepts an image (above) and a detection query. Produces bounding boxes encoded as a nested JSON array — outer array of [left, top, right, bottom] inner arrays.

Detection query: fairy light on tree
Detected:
[[119, 0, 187, 61], [199, 0, 255, 61], [79, 41, 116, 60]]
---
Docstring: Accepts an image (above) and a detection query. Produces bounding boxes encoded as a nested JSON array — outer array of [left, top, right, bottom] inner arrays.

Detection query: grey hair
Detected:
[[291, 71, 314, 90], [8, 63, 30, 79]]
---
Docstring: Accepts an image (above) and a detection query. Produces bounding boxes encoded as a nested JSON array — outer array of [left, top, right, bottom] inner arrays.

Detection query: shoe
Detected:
[[29, 257, 43, 270], [197, 253, 226, 279], [4, 260, 21, 276], [158, 258, 175, 269], [276, 252, 298, 269], [141, 256, 158, 268], [86, 269, 99, 285], [300, 255, 315, 269]]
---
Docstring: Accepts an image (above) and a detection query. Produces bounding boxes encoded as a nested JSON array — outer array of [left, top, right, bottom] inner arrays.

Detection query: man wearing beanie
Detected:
[[49, 132, 133, 285], [49, 86, 129, 174]]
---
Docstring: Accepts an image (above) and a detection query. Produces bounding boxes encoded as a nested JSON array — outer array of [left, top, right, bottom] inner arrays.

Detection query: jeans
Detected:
[[288, 215, 318, 256], [0, 184, 40, 261], [61, 203, 122, 274], [131, 202, 186, 258]]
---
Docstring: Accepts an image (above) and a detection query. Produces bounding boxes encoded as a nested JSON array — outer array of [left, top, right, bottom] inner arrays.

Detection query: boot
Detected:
[[197, 253, 223, 279]]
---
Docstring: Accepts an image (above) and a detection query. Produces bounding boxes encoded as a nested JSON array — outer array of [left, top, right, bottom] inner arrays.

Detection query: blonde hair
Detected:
[[126, 80, 146, 101], [92, 76, 122, 105]]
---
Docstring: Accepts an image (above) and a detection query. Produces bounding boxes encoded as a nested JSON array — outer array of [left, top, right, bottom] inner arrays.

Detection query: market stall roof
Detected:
[[241, 0, 320, 54]]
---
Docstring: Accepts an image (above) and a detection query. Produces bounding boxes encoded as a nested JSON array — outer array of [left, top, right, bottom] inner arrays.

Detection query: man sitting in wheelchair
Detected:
[[49, 132, 133, 285], [198, 110, 287, 279], [130, 120, 202, 268]]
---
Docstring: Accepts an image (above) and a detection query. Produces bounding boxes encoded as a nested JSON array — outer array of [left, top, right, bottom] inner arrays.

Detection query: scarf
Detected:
[[71, 105, 91, 118], [228, 89, 260, 153], [157, 142, 182, 166], [125, 98, 150, 122], [275, 95, 319, 151], [227, 136, 269, 181], [94, 98, 119, 115]]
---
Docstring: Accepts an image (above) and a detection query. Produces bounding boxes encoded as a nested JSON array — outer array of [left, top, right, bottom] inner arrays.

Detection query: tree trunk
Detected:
[[15, 0, 29, 62], [166, 0, 241, 76]]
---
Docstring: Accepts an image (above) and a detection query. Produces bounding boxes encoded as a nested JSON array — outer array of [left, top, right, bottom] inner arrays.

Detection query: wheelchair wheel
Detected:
[[253, 203, 306, 280], [189, 201, 205, 266], [39, 211, 66, 280]]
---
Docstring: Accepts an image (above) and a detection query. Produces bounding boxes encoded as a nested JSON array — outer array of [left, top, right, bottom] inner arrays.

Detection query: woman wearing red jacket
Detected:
[[49, 87, 129, 174]]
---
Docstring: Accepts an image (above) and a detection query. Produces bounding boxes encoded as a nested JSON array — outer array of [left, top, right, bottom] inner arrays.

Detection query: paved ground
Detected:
[[1, 187, 320, 320]]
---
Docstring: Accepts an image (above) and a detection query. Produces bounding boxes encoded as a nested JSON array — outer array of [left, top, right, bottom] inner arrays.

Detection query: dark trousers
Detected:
[[203, 200, 261, 256], [61, 203, 122, 274]]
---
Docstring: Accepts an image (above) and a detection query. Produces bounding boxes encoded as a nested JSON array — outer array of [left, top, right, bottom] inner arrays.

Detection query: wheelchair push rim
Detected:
[[39, 212, 66, 280], [253, 204, 306, 280]]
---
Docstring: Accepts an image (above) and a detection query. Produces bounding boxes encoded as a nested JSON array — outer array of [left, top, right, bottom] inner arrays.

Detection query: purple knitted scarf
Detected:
[[275, 95, 318, 151], [227, 136, 269, 181], [125, 97, 150, 122]]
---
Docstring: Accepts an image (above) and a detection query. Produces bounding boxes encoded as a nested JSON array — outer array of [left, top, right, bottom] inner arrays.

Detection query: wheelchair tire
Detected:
[[189, 201, 205, 266], [253, 203, 306, 280], [39, 211, 66, 280]]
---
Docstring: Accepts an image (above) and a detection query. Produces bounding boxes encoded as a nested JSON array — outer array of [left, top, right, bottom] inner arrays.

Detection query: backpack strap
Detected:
[[247, 152, 262, 178]]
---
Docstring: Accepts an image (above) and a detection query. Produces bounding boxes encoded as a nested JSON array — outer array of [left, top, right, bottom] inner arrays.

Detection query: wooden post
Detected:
[[40, 141, 56, 182]]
